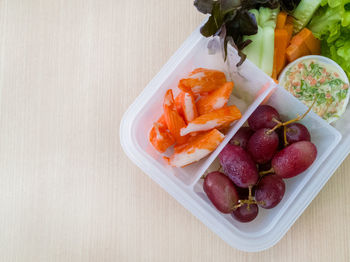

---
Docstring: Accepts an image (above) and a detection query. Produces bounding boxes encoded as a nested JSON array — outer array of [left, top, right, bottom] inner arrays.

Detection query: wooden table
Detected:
[[0, 0, 349, 261]]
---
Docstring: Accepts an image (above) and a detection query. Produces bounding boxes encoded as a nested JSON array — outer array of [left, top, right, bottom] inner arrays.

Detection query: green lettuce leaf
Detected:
[[321, 27, 350, 78], [308, 0, 350, 38]]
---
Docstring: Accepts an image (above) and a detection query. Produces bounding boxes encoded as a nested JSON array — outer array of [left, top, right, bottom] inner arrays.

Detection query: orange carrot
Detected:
[[275, 29, 290, 76], [286, 15, 294, 25], [284, 23, 294, 43], [286, 43, 310, 63], [290, 28, 320, 54], [276, 12, 288, 29], [286, 28, 320, 62]]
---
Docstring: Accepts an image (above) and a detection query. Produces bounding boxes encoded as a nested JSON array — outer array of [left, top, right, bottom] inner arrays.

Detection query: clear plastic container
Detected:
[[120, 23, 347, 252]]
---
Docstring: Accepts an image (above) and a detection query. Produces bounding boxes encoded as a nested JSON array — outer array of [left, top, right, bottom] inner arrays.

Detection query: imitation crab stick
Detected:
[[180, 105, 242, 136], [196, 82, 234, 115], [178, 68, 227, 94], [174, 92, 185, 118], [177, 91, 198, 123], [165, 129, 225, 167], [157, 114, 167, 127], [163, 90, 188, 144], [149, 122, 175, 153]]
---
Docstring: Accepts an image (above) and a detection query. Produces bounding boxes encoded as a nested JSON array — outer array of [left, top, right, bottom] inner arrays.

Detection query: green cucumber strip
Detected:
[[243, 25, 264, 68], [293, 0, 322, 33], [260, 27, 275, 76]]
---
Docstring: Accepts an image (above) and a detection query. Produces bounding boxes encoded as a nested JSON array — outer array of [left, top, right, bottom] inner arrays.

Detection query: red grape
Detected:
[[272, 141, 317, 179], [219, 144, 259, 188], [229, 127, 254, 149], [203, 171, 239, 214], [285, 123, 311, 144], [255, 175, 285, 209], [247, 128, 279, 164], [248, 105, 281, 131], [231, 203, 259, 223]]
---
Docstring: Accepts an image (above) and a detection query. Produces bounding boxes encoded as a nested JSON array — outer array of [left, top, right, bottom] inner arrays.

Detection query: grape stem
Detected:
[[266, 98, 317, 135], [259, 168, 274, 176], [233, 185, 261, 211], [283, 125, 288, 146]]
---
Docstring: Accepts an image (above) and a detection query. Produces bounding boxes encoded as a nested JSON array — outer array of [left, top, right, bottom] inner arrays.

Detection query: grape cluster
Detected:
[[203, 105, 317, 223]]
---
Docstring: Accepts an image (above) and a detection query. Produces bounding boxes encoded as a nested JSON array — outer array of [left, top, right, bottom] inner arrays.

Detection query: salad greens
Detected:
[[193, 0, 350, 80], [308, 0, 350, 78], [193, 0, 280, 65]]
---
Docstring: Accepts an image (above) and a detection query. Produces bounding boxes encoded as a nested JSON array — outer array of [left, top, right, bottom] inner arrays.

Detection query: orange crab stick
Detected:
[[157, 114, 167, 127], [163, 89, 189, 144], [149, 122, 175, 153], [178, 68, 227, 94], [166, 129, 225, 167], [174, 92, 185, 118], [180, 105, 241, 136], [176, 91, 198, 123], [196, 82, 234, 115]]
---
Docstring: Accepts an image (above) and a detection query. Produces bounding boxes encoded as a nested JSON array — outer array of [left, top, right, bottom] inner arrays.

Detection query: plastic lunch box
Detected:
[[120, 21, 350, 252]]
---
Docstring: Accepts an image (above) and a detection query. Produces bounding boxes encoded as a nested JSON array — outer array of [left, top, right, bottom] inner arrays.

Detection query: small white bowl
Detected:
[[278, 55, 350, 123]]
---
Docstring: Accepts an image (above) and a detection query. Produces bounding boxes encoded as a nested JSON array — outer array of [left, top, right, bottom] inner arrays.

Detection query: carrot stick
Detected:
[[284, 23, 294, 43], [286, 28, 320, 62], [276, 12, 288, 29], [272, 29, 289, 78]]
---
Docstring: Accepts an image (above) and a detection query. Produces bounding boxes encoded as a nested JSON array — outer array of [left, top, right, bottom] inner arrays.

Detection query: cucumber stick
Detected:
[[260, 27, 275, 76], [243, 7, 277, 76], [243, 25, 264, 68], [292, 0, 322, 33]]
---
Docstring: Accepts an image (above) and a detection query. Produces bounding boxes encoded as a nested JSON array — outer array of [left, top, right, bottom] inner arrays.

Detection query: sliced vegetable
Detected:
[[243, 7, 278, 76], [260, 26, 276, 76], [292, 0, 322, 33], [284, 23, 294, 41], [243, 25, 264, 68], [273, 29, 289, 78], [286, 43, 309, 63], [276, 11, 288, 29], [286, 28, 320, 62]]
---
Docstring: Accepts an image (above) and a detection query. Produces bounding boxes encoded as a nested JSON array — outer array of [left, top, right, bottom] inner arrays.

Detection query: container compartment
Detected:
[[193, 85, 341, 235], [131, 35, 275, 186]]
